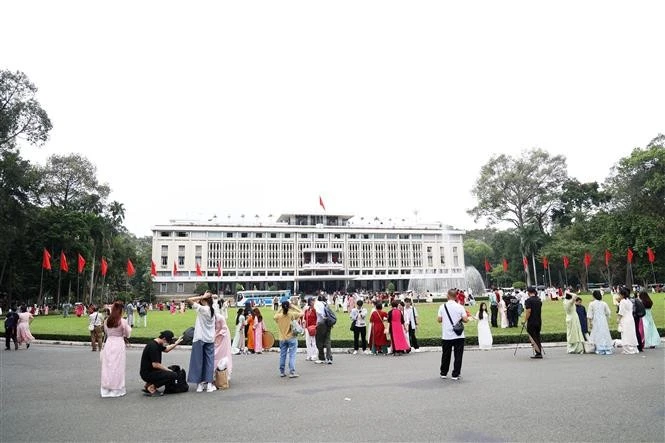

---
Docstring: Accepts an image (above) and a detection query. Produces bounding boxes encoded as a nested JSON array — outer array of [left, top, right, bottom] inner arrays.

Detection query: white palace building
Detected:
[[151, 212, 466, 298]]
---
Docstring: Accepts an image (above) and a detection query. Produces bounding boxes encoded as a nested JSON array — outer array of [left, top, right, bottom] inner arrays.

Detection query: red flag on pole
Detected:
[[60, 251, 69, 272], [127, 259, 136, 277], [319, 195, 326, 211], [173, 261, 178, 276], [647, 247, 655, 264], [563, 256, 570, 269], [196, 261, 203, 277], [584, 252, 591, 268], [522, 256, 528, 271], [627, 248, 634, 263], [502, 258, 508, 272], [542, 256, 549, 269], [484, 258, 491, 272], [42, 248, 52, 270], [77, 253, 86, 274], [217, 262, 222, 277], [150, 260, 157, 277], [101, 257, 108, 277], [604, 249, 612, 267]]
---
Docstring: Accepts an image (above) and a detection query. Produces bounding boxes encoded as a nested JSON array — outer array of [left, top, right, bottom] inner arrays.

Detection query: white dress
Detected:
[[618, 298, 638, 354], [587, 300, 613, 354], [499, 300, 508, 328], [476, 311, 493, 350]]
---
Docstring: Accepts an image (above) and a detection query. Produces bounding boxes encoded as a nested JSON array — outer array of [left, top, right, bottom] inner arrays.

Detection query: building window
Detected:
[[160, 231, 171, 237], [349, 234, 356, 239], [317, 233, 325, 239], [226, 232, 233, 238], [256, 233, 263, 238], [270, 233, 277, 238], [176, 283, 184, 293], [241, 232, 248, 238], [177, 231, 188, 238], [284, 233, 291, 238], [195, 245, 202, 265], [301, 233, 308, 239], [178, 245, 185, 266], [161, 245, 168, 267], [333, 234, 341, 239], [160, 283, 168, 293]]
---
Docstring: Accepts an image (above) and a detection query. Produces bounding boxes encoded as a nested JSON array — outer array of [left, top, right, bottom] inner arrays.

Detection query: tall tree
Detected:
[[469, 148, 568, 284], [0, 70, 52, 150]]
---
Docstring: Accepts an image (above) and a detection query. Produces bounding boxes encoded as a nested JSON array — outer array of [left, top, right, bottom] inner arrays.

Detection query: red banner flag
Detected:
[[173, 261, 178, 276], [563, 256, 570, 269], [101, 257, 108, 277], [60, 251, 69, 272], [627, 248, 634, 263], [150, 260, 157, 277], [502, 258, 508, 272], [77, 253, 86, 274], [319, 195, 326, 211], [604, 249, 612, 267], [542, 256, 549, 269], [196, 261, 203, 276], [42, 248, 52, 270], [647, 247, 655, 264], [127, 259, 136, 277], [217, 262, 222, 277], [584, 252, 591, 268], [484, 258, 491, 272], [522, 256, 528, 271]]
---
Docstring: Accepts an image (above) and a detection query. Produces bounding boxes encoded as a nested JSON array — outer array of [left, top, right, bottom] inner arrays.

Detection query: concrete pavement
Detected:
[[1, 342, 663, 442]]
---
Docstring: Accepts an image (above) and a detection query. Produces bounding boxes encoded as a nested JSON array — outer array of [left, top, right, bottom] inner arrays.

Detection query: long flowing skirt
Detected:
[[100, 336, 127, 397], [390, 321, 410, 352], [589, 311, 614, 354], [619, 315, 639, 354], [642, 310, 660, 348], [231, 327, 244, 354], [254, 323, 264, 353], [477, 318, 493, 350], [16, 323, 34, 344], [214, 333, 233, 376]]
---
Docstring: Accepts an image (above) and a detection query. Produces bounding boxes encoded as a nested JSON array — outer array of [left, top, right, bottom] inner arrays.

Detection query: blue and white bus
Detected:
[[235, 289, 293, 308]]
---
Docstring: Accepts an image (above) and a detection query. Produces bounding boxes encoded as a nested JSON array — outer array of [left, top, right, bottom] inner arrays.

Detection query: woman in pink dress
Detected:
[[16, 306, 35, 349], [170, 301, 177, 315], [100, 301, 131, 397], [252, 308, 265, 354], [387, 301, 410, 354], [214, 310, 233, 379]]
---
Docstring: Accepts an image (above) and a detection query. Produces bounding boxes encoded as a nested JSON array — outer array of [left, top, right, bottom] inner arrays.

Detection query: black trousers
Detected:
[[440, 338, 465, 377], [353, 325, 367, 351], [490, 305, 498, 327], [527, 322, 542, 354], [634, 317, 644, 352], [315, 323, 332, 361], [408, 325, 419, 349], [141, 369, 177, 389], [5, 326, 18, 349]]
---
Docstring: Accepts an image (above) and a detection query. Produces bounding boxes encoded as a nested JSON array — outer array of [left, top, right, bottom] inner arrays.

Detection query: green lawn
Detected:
[[20, 293, 664, 344]]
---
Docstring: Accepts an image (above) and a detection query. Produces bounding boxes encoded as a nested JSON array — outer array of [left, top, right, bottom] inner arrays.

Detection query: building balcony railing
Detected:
[[301, 262, 344, 270]]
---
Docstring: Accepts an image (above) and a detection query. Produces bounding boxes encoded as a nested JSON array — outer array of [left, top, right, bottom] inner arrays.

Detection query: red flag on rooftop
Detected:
[[127, 259, 136, 277], [563, 256, 570, 269], [522, 256, 528, 271], [627, 248, 634, 263], [502, 258, 508, 272], [196, 261, 203, 277], [60, 251, 69, 272], [584, 252, 591, 268], [319, 195, 326, 211], [42, 248, 51, 271], [173, 261, 178, 276], [542, 256, 549, 269], [150, 260, 157, 277], [605, 249, 612, 267], [484, 258, 491, 272], [217, 262, 222, 277], [77, 253, 86, 274], [101, 257, 108, 277], [647, 247, 655, 264]]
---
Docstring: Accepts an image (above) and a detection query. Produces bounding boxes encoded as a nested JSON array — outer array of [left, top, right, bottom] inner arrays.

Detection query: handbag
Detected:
[[291, 319, 304, 336], [88, 313, 98, 331], [306, 324, 316, 336], [215, 368, 230, 389], [444, 304, 464, 336]]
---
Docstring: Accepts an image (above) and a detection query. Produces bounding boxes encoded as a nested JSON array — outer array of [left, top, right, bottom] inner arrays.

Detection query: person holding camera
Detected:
[[524, 287, 543, 359], [140, 330, 183, 396]]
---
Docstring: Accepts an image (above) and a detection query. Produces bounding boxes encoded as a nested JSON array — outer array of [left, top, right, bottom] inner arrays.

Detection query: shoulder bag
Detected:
[[444, 304, 464, 336]]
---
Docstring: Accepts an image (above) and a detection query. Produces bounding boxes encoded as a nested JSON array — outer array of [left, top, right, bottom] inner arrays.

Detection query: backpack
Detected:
[[323, 305, 337, 327], [633, 299, 646, 318], [181, 327, 195, 345], [138, 305, 146, 316], [164, 365, 189, 394]]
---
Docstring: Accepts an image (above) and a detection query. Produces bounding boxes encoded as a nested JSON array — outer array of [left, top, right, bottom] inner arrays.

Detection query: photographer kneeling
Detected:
[[140, 330, 183, 396]]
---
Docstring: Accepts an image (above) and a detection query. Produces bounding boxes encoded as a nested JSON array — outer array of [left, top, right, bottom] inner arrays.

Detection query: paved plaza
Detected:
[[1, 342, 663, 442]]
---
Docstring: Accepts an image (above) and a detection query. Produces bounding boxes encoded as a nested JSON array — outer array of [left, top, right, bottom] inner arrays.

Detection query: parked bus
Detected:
[[235, 290, 293, 308]]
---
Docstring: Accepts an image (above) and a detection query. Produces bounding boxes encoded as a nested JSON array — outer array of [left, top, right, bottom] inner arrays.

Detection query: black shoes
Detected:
[[530, 353, 543, 359]]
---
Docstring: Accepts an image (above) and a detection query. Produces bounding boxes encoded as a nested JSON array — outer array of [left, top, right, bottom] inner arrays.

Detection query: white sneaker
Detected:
[[206, 383, 217, 392], [363, 350, 371, 355], [414, 348, 421, 353], [196, 383, 205, 393], [353, 350, 358, 355]]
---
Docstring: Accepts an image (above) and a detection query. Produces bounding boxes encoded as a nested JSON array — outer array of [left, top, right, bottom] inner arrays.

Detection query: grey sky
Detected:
[[3, 0, 664, 236]]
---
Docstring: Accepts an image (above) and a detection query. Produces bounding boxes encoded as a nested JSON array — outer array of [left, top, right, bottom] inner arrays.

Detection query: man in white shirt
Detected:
[[314, 294, 332, 364], [403, 298, 420, 352], [437, 289, 469, 380]]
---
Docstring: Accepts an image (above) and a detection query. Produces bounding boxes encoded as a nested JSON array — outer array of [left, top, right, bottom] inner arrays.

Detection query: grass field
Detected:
[[20, 293, 665, 343]]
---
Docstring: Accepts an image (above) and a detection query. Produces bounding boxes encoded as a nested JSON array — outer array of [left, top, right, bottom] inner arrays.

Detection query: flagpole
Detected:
[[39, 266, 44, 305], [531, 253, 538, 289], [57, 267, 62, 308], [628, 262, 634, 289], [564, 267, 568, 287], [547, 266, 552, 287]]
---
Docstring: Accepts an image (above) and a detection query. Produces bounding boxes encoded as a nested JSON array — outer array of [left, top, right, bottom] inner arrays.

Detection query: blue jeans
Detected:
[[279, 338, 298, 375]]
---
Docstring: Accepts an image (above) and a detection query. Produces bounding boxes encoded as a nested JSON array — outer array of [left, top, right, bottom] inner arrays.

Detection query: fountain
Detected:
[[464, 266, 486, 297]]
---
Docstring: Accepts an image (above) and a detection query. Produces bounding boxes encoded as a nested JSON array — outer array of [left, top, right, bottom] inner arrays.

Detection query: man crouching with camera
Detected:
[[140, 330, 183, 396]]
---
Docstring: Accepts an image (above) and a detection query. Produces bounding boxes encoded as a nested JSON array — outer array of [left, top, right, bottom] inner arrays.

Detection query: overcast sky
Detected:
[[3, 1, 664, 237]]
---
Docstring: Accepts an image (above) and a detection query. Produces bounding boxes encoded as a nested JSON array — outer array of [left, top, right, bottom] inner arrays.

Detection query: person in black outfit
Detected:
[[524, 287, 543, 359], [140, 330, 183, 396], [4, 306, 19, 350]]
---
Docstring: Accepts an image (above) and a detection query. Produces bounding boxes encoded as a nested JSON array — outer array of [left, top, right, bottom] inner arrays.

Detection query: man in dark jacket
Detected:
[[4, 306, 19, 350]]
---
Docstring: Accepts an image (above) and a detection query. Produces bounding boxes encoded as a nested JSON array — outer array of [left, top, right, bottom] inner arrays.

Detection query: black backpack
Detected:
[[181, 327, 195, 345], [323, 304, 337, 327], [164, 365, 189, 394], [633, 298, 646, 318]]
